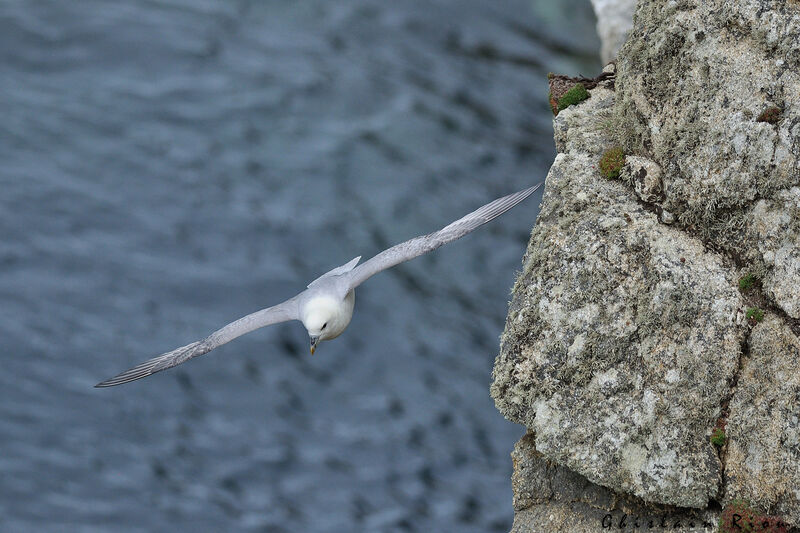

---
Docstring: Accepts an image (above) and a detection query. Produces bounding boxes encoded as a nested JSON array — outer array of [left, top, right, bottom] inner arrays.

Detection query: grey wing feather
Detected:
[[344, 183, 542, 290], [95, 297, 300, 387]]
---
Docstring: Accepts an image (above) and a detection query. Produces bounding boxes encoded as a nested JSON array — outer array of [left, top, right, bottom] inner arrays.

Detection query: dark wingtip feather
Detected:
[[94, 341, 204, 388], [94, 360, 159, 387]]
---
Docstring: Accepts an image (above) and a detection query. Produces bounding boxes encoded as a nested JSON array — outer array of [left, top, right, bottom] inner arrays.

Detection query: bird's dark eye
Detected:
[[322, 322, 327, 329]]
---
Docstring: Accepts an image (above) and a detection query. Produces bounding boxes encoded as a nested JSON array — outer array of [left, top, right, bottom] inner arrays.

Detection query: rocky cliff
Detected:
[[492, 0, 800, 531]]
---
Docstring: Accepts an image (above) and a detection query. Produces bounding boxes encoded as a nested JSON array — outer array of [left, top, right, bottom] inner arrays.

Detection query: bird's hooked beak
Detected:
[[310, 336, 320, 355]]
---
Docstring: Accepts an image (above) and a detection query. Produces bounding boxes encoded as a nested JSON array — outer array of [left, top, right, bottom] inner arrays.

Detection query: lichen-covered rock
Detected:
[[493, 1, 800, 527], [620, 156, 663, 204], [616, 0, 800, 213], [511, 432, 615, 515], [724, 316, 800, 521], [749, 188, 800, 319], [510, 433, 719, 532], [589, 0, 637, 63], [552, 86, 616, 155], [510, 433, 618, 532], [491, 87, 747, 508], [615, 0, 800, 318]]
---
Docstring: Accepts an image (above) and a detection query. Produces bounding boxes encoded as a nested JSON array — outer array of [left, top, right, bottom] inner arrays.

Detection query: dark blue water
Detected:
[[0, 1, 599, 531]]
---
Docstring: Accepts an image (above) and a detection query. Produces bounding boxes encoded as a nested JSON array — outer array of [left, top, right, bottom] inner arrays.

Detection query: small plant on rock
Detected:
[[711, 428, 726, 447], [557, 83, 590, 112], [548, 91, 558, 115], [719, 500, 755, 533], [739, 273, 757, 291], [718, 499, 789, 533], [746, 307, 765, 324], [599, 147, 626, 179]]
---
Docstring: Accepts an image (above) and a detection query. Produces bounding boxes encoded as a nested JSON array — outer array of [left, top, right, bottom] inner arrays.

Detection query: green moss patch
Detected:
[[738, 273, 757, 291], [711, 428, 726, 447], [557, 83, 590, 112], [599, 147, 626, 179]]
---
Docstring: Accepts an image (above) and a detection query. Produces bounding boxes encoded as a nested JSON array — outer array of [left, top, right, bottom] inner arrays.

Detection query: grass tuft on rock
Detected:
[[711, 428, 726, 447], [746, 307, 765, 324], [738, 273, 757, 291], [557, 83, 590, 112], [599, 147, 626, 179]]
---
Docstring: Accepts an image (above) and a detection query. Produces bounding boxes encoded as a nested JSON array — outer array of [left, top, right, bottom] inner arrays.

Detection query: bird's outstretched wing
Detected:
[[344, 183, 542, 290], [95, 297, 300, 387]]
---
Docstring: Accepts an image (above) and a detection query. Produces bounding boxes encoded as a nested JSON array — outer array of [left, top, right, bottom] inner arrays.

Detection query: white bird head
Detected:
[[301, 295, 351, 354]]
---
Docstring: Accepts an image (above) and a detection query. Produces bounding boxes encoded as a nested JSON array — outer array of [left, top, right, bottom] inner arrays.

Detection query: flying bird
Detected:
[[96, 183, 542, 387]]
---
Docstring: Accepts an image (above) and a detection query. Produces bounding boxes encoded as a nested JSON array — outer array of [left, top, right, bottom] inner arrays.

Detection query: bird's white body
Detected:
[[96, 183, 542, 387]]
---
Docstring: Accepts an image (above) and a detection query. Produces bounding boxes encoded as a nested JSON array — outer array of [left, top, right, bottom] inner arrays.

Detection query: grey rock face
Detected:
[[491, 86, 747, 508], [615, 0, 800, 318], [750, 189, 800, 319], [725, 316, 800, 519], [509, 433, 719, 533], [493, 0, 800, 526]]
